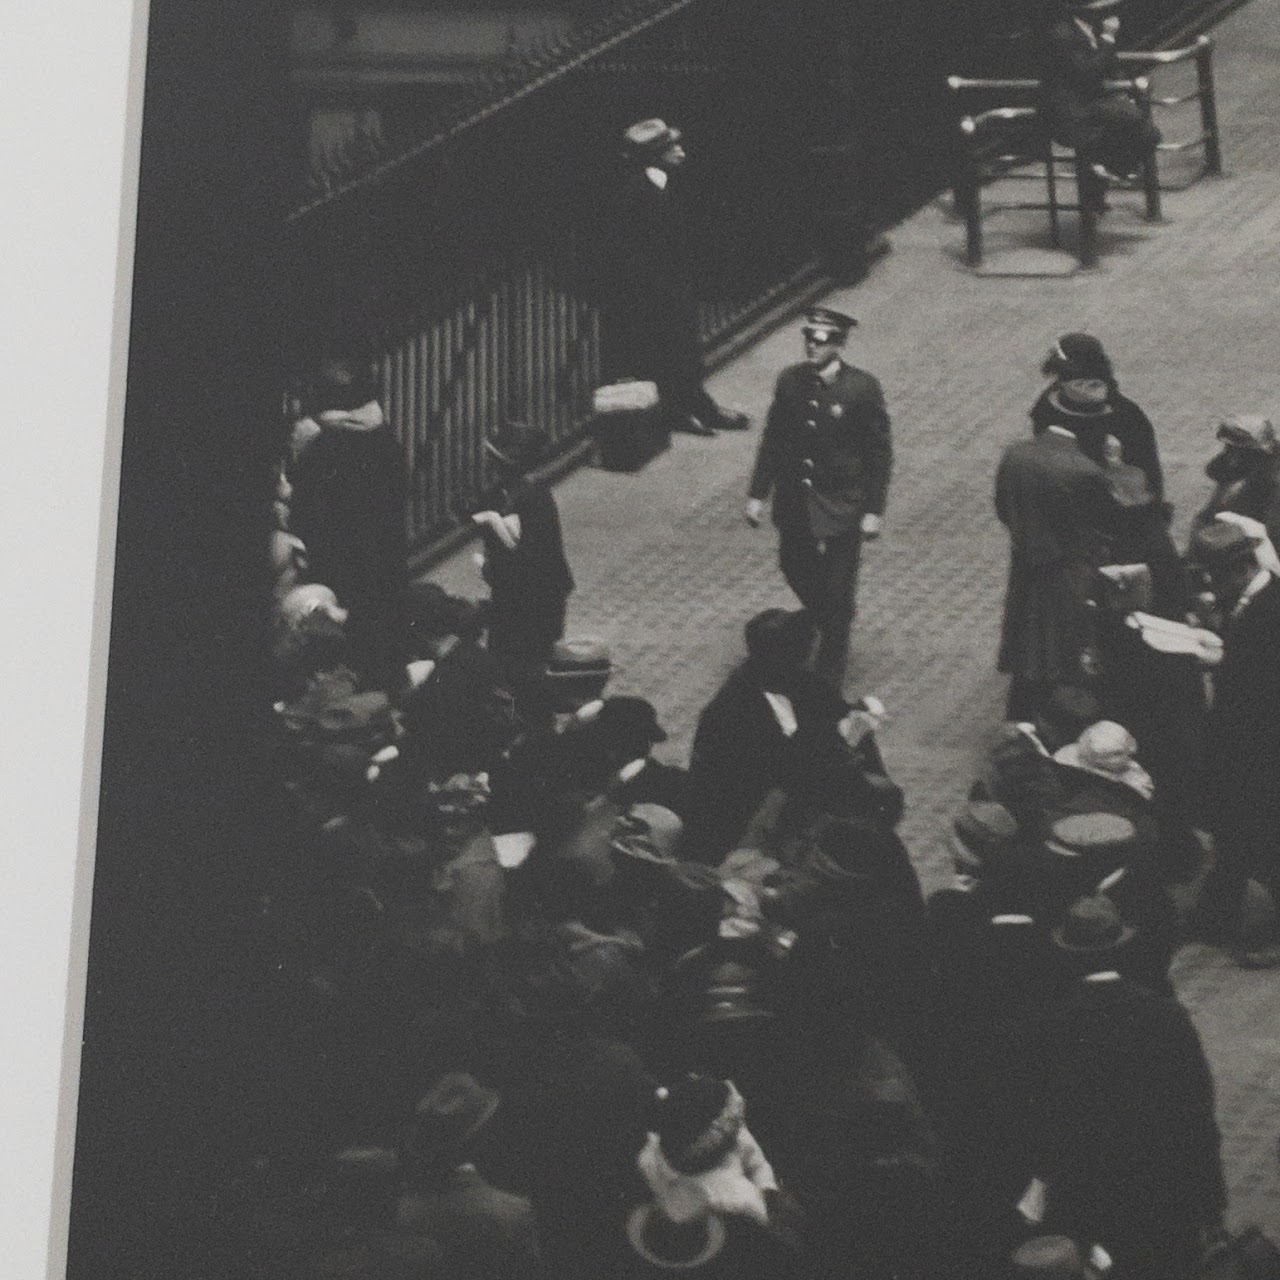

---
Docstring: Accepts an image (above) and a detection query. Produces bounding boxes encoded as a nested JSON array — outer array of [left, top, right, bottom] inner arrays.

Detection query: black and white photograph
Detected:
[[9, 0, 1280, 1274]]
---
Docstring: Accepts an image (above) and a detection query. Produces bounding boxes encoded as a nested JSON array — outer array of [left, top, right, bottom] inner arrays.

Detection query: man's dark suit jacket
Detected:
[[682, 662, 848, 861]]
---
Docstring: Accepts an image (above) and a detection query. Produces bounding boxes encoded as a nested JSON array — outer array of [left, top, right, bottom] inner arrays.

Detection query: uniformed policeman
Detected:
[[745, 308, 893, 687]]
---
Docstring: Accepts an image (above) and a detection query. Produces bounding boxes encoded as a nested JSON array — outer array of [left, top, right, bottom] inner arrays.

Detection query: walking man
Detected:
[[746, 308, 893, 688]]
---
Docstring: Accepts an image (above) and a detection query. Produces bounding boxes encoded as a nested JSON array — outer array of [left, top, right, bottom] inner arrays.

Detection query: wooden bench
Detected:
[[947, 74, 1160, 269]]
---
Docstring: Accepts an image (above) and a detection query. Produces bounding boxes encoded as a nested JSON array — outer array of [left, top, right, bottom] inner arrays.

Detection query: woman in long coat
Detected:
[[996, 386, 1115, 720]]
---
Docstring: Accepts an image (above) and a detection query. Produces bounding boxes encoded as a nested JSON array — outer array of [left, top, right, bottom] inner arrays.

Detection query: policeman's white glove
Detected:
[[860, 513, 883, 539], [745, 498, 765, 528]]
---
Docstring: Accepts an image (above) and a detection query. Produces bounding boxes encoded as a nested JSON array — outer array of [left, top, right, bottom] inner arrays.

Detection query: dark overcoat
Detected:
[[748, 360, 893, 538], [1030, 386, 1163, 500], [288, 404, 408, 679], [1033, 976, 1226, 1270], [995, 431, 1113, 685], [607, 169, 701, 387], [482, 480, 574, 666], [1206, 574, 1280, 831]]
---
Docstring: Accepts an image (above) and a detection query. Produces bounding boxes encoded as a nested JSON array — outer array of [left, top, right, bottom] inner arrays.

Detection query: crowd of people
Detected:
[[250, 298, 1280, 1280]]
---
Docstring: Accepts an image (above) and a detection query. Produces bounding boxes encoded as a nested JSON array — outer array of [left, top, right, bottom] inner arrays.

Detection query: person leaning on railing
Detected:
[[1039, 0, 1161, 214]]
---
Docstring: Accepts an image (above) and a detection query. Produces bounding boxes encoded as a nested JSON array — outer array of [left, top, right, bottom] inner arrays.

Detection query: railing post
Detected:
[[1133, 77, 1162, 222], [1075, 152, 1098, 268], [1197, 38, 1223, 176], [959, 118, 983, 267]]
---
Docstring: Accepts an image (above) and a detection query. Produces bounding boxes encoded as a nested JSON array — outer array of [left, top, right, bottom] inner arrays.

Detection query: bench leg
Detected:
[[1142, 146, 1162, 221], [1075, 155, 1099, 268], [1045, 142, 1062, 248], [1198, 50, 1223, 176], [962, 178, 983, 267]]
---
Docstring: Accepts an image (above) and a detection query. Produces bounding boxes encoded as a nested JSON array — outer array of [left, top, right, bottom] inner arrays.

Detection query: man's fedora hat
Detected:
[[624, 117, 682, 155], [1044, 811, 1137, 860], [802, 307, 857, 343], [1216, 414, 1277, 454], [1046, 378, 1113, 419], [1189, 518, 1259, 578], [951, 801, 1019, 871], [1051, 894, 1136, 952]]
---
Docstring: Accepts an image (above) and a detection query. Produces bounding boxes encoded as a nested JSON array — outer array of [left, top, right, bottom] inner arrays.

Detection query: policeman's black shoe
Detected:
[[716, 411, 751, 431], [675, 415, 717, 437]]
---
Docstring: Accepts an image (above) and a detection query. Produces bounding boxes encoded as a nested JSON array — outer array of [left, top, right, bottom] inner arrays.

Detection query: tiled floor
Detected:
[[431, 0, 1280, 1237]]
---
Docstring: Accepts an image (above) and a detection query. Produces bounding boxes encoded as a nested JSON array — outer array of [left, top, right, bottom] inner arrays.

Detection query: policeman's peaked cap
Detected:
[[802, 308, 857, 342]]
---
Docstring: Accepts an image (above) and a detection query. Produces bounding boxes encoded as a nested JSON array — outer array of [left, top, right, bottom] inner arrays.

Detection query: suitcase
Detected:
[[591, 380, 668, 473], [543, 638, 613, 712]]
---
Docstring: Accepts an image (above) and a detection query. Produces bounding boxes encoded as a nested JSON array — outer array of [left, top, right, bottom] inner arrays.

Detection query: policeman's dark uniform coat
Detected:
[[749, 320, 893, 687], [995, 428, 1112, 715]]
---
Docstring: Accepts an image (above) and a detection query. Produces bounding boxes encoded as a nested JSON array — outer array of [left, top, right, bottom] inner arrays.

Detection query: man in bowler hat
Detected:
[[610, 117, 749, 438], [745, 309, 893, 688]]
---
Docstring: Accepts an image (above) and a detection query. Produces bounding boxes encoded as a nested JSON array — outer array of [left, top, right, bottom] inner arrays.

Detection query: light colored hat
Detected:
[[1044, 812, 1136, 859], [1072, 721, 1136, 773], [1011, 1235, 1089, 1279], [279, 582, 348, 628], [624, 117, 682, 154], [1217, 414, 1277, 454]]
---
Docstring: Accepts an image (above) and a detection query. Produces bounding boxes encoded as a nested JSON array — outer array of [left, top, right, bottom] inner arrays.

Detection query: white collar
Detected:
[[646, 166, 668, 190], [618, 757, 648, 782], [1233, 568, 1273, 617], [762, 691, 798, 737], [816, 356, 843, 384]]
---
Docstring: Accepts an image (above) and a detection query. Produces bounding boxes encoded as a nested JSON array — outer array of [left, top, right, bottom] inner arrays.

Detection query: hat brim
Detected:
[[1051, 922, 1136, 952], [1046, 388, 1113, 419]]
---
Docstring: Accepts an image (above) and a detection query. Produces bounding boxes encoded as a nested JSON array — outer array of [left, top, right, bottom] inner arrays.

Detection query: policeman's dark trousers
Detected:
[[778, 523, 863, 688]]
